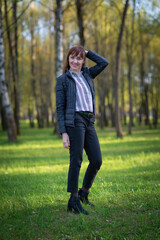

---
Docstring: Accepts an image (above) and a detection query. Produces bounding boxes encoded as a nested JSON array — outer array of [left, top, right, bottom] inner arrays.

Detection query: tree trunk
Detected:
[[0, 95, 7, 130], [19, 13, 25, 122], [55, 0, 63, 78], [151, 76, 159, 128], [153, 107, 158, 128], [48, 11, 54, 126], [0, 6, 17, 141], [28, 100, 34, 128], [121, 69, 126, 125], [38, 52, 45, 128], [144, 84, 149, 125], [138, 12, 146, 126], [75, 0, 85, 46], [98, 93, 105, 129], [126, 0, 136, 134], [114, 0, 129, 137], [54, 0, 64, 135], [30, 10, 41, 128], [111, 69, 115, 127], [4, 0, 20, 134]]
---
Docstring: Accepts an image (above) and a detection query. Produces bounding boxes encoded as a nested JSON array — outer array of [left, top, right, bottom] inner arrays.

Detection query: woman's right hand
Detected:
[[62, 133, 70, 149]]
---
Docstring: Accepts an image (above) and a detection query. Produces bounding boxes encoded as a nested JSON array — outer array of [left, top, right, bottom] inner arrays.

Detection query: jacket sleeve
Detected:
[[56, 76, 66, 134], [86, 50, 109, 79]]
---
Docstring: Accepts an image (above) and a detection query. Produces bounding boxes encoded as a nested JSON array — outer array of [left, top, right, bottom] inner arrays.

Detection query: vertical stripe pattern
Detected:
[[70, 71, 93, 112]]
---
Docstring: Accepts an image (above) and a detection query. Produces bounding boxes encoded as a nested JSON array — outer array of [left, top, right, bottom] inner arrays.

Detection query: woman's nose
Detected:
[[73, 58, 78, 63]]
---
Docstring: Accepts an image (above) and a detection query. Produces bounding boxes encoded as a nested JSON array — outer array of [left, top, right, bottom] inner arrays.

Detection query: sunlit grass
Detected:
[[0, 122, 160, 240]]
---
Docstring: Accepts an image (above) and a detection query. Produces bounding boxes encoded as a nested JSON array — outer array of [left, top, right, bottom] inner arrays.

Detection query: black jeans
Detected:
[[66, 112, 102, 193]]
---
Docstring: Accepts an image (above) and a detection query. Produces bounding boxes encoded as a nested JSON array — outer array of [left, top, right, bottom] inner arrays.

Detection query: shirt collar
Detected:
[[69, 70, 83, 77]]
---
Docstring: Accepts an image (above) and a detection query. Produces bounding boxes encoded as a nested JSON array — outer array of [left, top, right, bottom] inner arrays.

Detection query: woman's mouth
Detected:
[[71, 64, 78, 67]]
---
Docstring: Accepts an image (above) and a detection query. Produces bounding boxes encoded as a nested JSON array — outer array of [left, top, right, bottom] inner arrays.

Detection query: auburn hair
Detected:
[[63, 46, 86, 74]]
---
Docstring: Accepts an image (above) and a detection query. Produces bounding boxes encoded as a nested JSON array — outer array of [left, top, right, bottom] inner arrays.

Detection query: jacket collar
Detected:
[[66, 67, 85, 76]]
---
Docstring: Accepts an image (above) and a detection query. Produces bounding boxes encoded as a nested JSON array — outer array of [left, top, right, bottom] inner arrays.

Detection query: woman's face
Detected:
[[69, 53, 85, 73]]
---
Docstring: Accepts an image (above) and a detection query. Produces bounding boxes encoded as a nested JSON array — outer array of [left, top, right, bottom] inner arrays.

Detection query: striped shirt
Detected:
[[70, 71, 93, 112]]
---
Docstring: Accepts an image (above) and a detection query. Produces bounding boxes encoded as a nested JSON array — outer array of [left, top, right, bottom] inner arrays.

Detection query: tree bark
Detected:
[[126, 0, 135, 134], [151, 76, 159, 128], [0, 5, 17, 142], [54, 0, 64, 135], [0, 94, 7, 130], [48, 10, 54, 126], [55, 0, 63, 78], [138, 11, 147, 126], [114, 0, 129, 137], [30, 9, 42, 128], [121, 69, 126, 125], [75, 0, 85, 46], [4, 0, 20, 134], [144, 84, 149, 125], [28, 99, 34, 128], [19, 5, 25, 123]]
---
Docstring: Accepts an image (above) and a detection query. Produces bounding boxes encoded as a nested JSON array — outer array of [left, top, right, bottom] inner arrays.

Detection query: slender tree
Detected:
[[55, 0, 63, 78], [54, 0, 64, 134], [47, 9, 54, 126], [114, 0, 129, 137], [138, 11, 152, 126], [0, 3, 17, 142], [29, 3, 43, 128], [126, 0, 136, 134], [75, 0, 85, 46], [4, 0, 20, 134]]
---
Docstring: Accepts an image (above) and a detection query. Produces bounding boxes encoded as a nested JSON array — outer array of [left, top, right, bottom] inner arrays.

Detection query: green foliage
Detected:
[[0, 122, 159, 239], [2, 0, 160, 122]]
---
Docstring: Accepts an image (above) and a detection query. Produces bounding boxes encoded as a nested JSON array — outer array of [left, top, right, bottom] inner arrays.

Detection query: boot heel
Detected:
[[67, 196, 89, 215]]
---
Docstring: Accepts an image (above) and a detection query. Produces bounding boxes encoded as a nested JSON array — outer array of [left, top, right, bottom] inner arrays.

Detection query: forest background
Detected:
[[0, 0, 160, 142]]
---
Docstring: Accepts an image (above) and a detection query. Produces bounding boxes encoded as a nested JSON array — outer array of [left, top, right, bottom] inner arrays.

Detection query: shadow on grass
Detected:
[[0, 161, 159, 202], [0, 125, 160, 239], [0, 192, 159, 240], [0, 161, 160, 239], [0, 155, 69, 167], [0, 141, 159, 168], [0, 203, 68, 240]]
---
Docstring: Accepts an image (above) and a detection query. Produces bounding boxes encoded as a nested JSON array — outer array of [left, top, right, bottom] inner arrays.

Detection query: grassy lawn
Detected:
[[0, 122, 160, 240]]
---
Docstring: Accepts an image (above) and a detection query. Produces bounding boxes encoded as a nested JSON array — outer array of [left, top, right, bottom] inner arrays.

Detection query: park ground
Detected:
[[0, 122, 160, 240]]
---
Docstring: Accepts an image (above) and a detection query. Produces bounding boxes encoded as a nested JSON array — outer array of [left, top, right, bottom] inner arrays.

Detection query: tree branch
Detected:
[[36, 0, 54, 12], [1, 5, 13, 21], [110, 0, 122, 17], [62, 0, 74, 14], [2, 0, 33, 35]]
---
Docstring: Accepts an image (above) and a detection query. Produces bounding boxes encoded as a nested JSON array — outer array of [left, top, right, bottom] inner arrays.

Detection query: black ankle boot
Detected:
[[78, 189, 94, 207], [67, 196, 89, 215]]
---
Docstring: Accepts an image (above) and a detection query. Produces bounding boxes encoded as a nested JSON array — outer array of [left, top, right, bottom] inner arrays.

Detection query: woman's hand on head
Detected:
[[62, 133, 70, 149], [85, 50, 88, 55]]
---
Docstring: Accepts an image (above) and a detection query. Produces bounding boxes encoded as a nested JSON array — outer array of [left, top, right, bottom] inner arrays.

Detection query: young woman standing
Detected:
[[56, 46, 109, 215]]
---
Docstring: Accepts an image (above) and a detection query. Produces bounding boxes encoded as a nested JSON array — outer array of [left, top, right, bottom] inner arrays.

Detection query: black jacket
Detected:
[[56, 50, 109, 134]]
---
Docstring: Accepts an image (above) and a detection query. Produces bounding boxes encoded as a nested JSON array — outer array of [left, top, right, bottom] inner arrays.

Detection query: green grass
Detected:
[[0, 122, 160, 240]]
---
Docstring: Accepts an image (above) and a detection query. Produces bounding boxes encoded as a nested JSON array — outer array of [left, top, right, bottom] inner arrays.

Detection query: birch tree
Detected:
[[4, 0, 20, 134], [54, 0, 64, 134], [0, 4, 17, 142], [55, 0, 63, 78]]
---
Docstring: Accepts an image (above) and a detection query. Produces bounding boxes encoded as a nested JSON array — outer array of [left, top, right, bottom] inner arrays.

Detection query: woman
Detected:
[[56, 46, 109, 215]]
